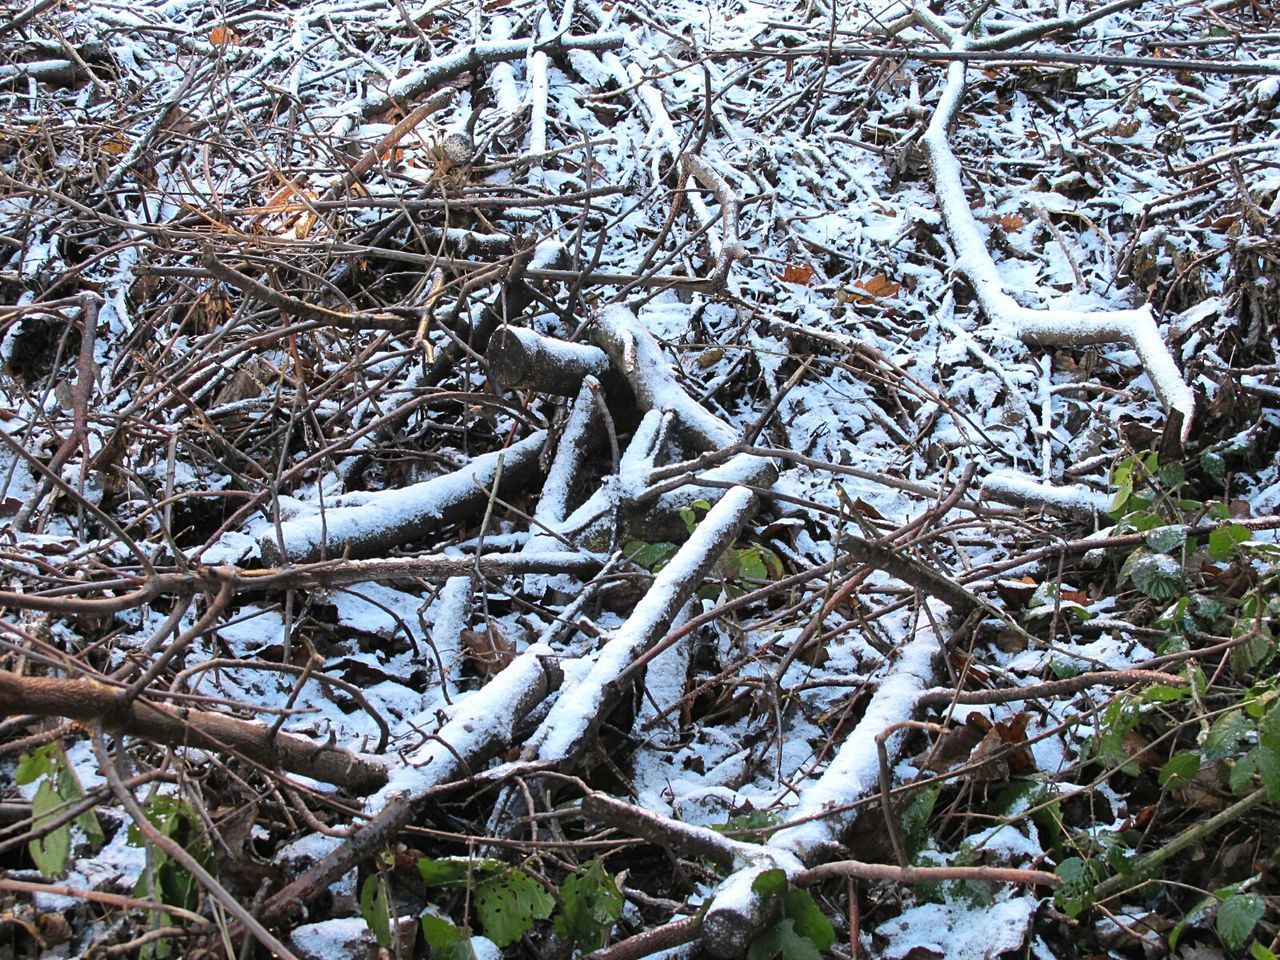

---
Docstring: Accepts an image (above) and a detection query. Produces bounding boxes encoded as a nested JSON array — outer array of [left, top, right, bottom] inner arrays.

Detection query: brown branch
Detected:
[[0, 672, 388, 793], [795, 859, 1059, 889], [916, 669, 1187, 707], [585, 916, 702, 960]]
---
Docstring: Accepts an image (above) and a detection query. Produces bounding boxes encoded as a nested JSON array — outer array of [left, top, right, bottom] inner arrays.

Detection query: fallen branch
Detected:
[[258, 431, 548, 563], [769, 623, 940, 862], [794, 859, 1059, 889], [914, 3, 1195, 440], [527, 486, 760, 764], [979, 470, 1111, 521], [260, 645, 563, 925], [681, 155, 749, 291], [487, 327, 613, 395], [0, 672, 388, 793]]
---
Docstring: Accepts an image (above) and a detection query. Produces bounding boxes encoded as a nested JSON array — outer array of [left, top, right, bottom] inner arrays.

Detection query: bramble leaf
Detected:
[[1217, 893, 1264, 951], [474, 870, 554, 947], [555, 859, 623, 951]]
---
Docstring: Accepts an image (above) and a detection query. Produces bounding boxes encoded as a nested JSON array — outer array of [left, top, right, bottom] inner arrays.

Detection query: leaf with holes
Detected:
[[474, 870, 554, 947]]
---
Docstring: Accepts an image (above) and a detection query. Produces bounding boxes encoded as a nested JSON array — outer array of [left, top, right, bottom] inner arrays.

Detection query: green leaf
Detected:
[[1158, 752, 1200, 790], [1053, 858, 1095, 918], [747, 919, 821, 960], [1251, 941, 1279, 960], [1144, 525, 1187, 554], [555, 859, 623, 952], [1158, 461, 1185, 489], [678, 507, 697, 535], [899, 784, 940, 858], [417, 856, 492, 887], [1128, 551, 1185, 600], [751, 868, 788, 899], [623, 540, 679, 572], [732, 547, 768, 582], [29, 779, 71, 878], [474, 870, 554, 947], [1230, 746, 1280, 801], [361, 874, 393, 948], [1143, 684, 1188, 703], [1202, 711, 1252, 763], [713, 810, 781, 839], [1201, 450, 1226, 479], [783, 890, 835, 951], [1209, 523, 1251, 562], [15, 745, 54, 785], [420, 914, 478, 960], [1217, 893, 1264, 951]]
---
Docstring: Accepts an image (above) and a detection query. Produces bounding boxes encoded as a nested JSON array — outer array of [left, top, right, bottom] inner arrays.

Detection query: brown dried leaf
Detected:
[[461, 625, 515, 679], [995, 212, 1026, 232], [995, 576, 1037, 607], [209, 24, 238, 45], [845, 274, 902, 304], [780, 263, 814, 286]]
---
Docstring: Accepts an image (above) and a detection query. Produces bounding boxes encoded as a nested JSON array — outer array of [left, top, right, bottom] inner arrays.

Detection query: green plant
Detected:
[[15, 742, 103, 878], [411, 855, 622, 953], [623, 500, 783, 599], [360, 851, 396, 949], [126, 795, 216, 959], [746, 870, 834, 960], [554, 858, 624, 952]]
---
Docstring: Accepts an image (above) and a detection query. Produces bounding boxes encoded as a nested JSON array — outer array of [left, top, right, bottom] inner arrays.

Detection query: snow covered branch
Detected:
[[916, 5, 1196, 441]]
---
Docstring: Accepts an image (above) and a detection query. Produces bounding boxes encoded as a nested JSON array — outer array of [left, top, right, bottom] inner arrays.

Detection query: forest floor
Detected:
[[2, 0, 1280, 957]]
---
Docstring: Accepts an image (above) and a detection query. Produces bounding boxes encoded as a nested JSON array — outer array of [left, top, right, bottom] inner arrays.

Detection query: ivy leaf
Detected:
[[555, 859, 623, 951], [1158, 752, 1200, 790], [1053, 858, 1094, 918], [420, 914, 478, 960], [15, 746, 54, 785], [623, 540, 679, 572], [783, 890, 834, 951], [360, 875, 393, 948], [1208, 523, 1251, 562], [747, 919, 822, 960], [1217, 893, 1264, 951], [29, 779, 71, 878], [1202, 711, 1252, 763], [474, 870, 554, 947]]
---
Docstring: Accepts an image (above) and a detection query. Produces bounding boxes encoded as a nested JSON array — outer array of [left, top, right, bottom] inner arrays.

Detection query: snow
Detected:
[[256, 431, 546, 562], [876, 895, 1039, 960], [5, 0, 1278, 953], [532, 486, 756, 761], [771, 622, 939, 859]]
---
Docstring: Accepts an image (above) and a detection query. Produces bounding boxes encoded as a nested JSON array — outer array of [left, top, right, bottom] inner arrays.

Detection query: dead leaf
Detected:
[[994, 212, 1025, 232], [697, 347, 725, 368], [851, 497, 883, 520], [461, 625, 515, 679], [779, 263, 814, 286], [996, 576, 1037, 607], [209, 24, 238, 45], [1108, 117, 1141, 138], [844, 274, 902, 304]]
